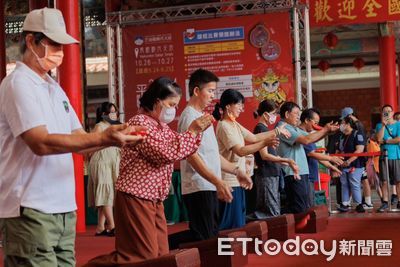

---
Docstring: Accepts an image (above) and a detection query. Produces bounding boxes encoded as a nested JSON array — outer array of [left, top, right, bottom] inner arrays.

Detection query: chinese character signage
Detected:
[[122, 13, 293, 130], [310, 0, 400, 27]]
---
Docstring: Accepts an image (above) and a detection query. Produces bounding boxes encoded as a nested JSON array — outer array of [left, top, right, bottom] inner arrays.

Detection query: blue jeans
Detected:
[[340, 167, 364, 205]]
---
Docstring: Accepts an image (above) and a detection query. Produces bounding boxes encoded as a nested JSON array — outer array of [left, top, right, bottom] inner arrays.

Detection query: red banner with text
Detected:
[[310, 0, 400, 27], [122, 12, 293, 131]]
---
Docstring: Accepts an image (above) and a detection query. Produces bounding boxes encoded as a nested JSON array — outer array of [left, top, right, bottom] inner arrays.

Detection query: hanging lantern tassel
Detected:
[[318, 60, 330, 73], [323, 32, 338, 49], [353, 57, 365, 73]]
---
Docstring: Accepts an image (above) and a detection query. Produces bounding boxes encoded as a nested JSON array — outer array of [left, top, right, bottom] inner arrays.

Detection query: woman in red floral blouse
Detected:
[[85, 77, 214, 266]]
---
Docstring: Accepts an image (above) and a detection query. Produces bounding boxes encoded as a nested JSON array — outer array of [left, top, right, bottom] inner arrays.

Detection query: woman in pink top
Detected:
[[86, 77, 214, 266]]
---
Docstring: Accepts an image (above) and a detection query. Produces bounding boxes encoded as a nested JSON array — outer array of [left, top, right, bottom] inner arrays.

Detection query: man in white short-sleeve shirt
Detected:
[[175, 69, 252, 243], [0, 8, 144, 267]]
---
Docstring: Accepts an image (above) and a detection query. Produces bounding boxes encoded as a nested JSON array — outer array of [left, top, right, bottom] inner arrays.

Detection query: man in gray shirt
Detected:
[[277, 102, 338, 213]]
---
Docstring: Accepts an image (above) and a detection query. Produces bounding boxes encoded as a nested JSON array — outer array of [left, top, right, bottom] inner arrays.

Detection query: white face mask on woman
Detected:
[[159, 105, 176, 124], [265, 113, 277, 124]]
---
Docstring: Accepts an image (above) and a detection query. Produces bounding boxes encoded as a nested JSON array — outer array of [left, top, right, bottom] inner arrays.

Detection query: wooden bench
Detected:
[[260, 214, 295, 241], [294, 205, 329, 233], [179, 231, 248, 267], [83, 248, 201, 267], [219, 221, 268, 254]]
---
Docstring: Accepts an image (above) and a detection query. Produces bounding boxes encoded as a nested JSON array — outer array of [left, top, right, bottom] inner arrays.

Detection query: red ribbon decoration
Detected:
[[329, 152, 381, 157]]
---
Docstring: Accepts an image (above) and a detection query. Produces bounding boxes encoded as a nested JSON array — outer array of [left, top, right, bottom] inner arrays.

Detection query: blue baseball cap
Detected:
[[340, 107, 353, 119]]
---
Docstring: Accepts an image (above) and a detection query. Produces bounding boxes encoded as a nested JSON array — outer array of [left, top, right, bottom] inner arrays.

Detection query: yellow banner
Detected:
[[184, 41, 244, 55]]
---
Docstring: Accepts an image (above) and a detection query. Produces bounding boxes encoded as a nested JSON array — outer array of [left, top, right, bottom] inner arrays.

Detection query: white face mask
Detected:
[[159, 105, 176, 124], [263, 112, 276, 125], [267, 113, 277, 124], [339, 124, 346, 133]]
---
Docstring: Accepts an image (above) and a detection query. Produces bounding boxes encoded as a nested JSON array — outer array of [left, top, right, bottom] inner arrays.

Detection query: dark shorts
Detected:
[[379, 159, 400, 185]]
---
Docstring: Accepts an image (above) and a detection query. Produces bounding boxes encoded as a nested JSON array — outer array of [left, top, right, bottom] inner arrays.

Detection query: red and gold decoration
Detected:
[[318, 60, 330, 72], [252, 67, 289, 105], [310, 0, 400, 27], [353, 57, 365, 72], [323, 32, 338, 49]]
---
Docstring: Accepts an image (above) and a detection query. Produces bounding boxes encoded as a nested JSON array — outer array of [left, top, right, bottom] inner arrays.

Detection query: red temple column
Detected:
[[29, 0, 48, 10], [56, 1, 86, 233], [0, 0, 6, 80], [379, 24, 398, 111]]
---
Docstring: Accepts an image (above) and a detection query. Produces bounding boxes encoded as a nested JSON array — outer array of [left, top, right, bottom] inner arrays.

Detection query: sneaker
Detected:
[[362, 203, 373, 210], [166, 220, 175, 226], [391, 194, 398, 205], [377, 202, 389, 213], [356, 204, 365, 213], [337, 204, 350, 212]]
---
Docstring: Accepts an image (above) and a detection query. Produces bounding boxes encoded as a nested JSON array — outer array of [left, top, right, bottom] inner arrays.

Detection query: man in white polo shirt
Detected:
[[0, 8, 144, 267]]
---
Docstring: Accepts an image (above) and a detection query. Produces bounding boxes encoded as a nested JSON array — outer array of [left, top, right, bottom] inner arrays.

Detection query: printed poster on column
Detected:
[[122, 12, 293, 130]]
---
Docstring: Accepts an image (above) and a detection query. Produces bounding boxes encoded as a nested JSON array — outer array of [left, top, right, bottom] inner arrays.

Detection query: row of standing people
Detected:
[[328, 106, 400, 213], [86, 68, 344, 266], [4, 8, 396, 266]]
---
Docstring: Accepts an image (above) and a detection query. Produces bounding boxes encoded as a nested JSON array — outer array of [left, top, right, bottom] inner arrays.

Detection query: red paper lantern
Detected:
[[353, 57, 365, 72], [323, 32, 338, 49], [318, 60, 330, 72]]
